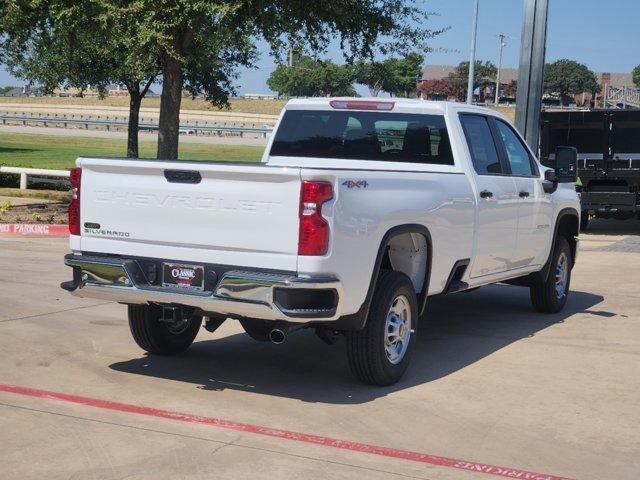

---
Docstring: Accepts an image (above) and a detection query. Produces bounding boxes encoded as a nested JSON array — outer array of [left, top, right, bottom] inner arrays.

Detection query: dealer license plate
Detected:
[[162, 263, 204, 290]]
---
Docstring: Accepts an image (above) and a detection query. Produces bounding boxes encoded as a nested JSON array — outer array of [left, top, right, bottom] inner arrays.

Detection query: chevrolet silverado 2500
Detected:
[[61, 98, 581, 385]]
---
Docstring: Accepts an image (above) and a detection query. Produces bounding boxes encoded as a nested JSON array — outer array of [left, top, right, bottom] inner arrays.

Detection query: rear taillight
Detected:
[[298, 181, 333, 256], [68, 167, 82, 235]]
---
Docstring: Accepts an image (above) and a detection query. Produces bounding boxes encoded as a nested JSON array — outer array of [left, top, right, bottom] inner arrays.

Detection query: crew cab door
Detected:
[[492, 118, 553, 268], [459, 114, 519, 277]]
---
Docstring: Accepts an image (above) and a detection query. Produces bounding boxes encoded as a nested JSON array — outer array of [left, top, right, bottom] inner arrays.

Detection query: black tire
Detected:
[[530, 237, 572, 313], [580, 211, 589, 231], [346, 270, 418, 386], [239, 319, 273, 342], [128, 304, 201, 355]]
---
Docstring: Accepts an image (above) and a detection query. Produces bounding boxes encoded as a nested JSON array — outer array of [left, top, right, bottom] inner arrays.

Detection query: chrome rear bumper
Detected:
[[62, 254, 343, 322]]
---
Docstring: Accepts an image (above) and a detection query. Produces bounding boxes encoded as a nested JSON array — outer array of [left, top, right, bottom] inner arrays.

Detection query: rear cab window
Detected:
[[270, 110, 454, 166], [459, 114, 503, 175]]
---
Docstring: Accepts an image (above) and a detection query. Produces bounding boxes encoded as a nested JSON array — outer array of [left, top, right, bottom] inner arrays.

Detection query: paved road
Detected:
[[0, 233, 638, 480], [0, 124, 269, 146]]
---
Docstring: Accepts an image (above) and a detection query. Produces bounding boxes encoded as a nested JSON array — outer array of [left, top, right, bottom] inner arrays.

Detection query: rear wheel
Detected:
[[346, 270, 418, 386], [530, 237, 572, 313], [128, 304, 201, 354]]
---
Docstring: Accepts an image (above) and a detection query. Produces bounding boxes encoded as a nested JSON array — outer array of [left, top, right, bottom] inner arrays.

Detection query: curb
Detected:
[[0, 224, 68, 236]]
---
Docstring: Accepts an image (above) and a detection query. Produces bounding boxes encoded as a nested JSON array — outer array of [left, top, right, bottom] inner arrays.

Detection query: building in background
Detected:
[[419, 65, 634, 107]]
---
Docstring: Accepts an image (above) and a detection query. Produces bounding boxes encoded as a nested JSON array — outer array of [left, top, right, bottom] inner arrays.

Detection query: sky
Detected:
[[1, 0, 639, 93]]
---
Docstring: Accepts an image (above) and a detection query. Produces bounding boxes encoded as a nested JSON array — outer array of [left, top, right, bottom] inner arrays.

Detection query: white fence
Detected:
[[0, 166, 70, 190], [604, 85, 640, 109]]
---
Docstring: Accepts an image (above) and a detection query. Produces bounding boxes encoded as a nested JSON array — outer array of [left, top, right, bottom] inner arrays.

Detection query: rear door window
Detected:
[[459, 114, 503, 175], [270, 110, 454, 165]]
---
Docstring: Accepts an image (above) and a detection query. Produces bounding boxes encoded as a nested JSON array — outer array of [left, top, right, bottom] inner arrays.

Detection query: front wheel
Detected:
[[530, 237, 572, 313], [346, 270, 418, 386], [128, 304, 202, 355]]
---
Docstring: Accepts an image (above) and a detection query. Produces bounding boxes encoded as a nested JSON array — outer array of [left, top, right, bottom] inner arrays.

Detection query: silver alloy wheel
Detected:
[[384, 295, 412, 364], [555, 252, 569, 299]]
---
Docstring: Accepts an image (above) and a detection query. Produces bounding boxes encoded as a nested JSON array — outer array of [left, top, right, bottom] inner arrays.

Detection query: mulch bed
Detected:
[[0, 201, 68, 225]]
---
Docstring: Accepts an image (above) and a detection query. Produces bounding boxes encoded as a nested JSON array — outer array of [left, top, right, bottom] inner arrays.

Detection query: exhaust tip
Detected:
[[269, 328, 286, 345]]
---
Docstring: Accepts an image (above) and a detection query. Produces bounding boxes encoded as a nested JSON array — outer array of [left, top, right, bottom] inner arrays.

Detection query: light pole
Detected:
[[494, 34, 507, 105], [515, 0, 549, 150], [466, 0, 480, 104]]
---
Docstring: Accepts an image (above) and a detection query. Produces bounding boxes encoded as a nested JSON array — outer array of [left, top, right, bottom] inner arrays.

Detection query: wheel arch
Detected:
[[540, 207, 579, 281], [331, 224, 432, 331]]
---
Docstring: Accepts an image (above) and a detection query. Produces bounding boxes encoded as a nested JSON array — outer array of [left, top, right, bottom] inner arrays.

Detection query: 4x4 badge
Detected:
[[342, 180, 369, 189]]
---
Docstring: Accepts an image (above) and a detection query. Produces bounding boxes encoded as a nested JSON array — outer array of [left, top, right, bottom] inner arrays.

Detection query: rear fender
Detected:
[[331, 224, 432, 331]]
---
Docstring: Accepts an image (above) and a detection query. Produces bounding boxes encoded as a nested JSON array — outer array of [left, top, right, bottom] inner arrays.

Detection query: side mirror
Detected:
[[554, 146, 578, 183], [542, 169, 557, 194]]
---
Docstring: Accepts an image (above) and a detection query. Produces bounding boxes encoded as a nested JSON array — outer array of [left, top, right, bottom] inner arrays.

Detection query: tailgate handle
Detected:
[[164, 169, 202, 184]]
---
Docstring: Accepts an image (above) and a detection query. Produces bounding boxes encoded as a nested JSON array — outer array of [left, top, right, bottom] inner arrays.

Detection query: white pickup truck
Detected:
[[62, 98, 581, 385]]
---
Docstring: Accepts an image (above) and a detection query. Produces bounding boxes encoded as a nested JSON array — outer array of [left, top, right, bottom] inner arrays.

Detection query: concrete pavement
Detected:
[[0, 228, 638, 480]]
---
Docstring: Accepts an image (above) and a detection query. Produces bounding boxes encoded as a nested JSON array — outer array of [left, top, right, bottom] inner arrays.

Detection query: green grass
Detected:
[[0, 132, 265, 170]]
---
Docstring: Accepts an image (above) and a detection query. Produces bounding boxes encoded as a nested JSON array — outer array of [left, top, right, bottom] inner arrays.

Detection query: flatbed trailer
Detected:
[[541, 109, 640, 229]]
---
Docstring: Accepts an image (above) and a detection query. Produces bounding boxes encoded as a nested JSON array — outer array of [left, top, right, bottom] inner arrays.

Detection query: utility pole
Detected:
[[494, 34, 507, 105], [466, 0, 480, 104], [515, 0, 549, 151]]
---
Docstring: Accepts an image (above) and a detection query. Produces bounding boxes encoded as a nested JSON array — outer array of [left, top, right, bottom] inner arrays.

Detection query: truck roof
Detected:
[[283, 97, 504, 119]]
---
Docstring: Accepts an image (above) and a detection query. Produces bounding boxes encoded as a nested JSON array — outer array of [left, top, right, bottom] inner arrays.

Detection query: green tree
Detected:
[[632, 64, 640, 88], [544, 59, 599, 105], [354, 53, 424, 97], [310, 61, 357, 97], [2, 1, 441, 159], [0, 1, 160, 158], [448, 60, 497, 100], [119, 0, 441, 159], [382, 53, 424, 97], [353, 60, 391, 97], [267, 56, 356, 97]]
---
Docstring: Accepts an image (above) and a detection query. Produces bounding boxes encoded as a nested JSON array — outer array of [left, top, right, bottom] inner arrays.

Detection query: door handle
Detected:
[[519, 191, 530, 198], [480, 190, 493, 199], [164, 169, 202, 184]]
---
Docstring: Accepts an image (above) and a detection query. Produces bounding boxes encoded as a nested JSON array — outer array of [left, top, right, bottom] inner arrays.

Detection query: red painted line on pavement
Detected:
[[0, 224, 68, 236], [0, 383, 572, 480]]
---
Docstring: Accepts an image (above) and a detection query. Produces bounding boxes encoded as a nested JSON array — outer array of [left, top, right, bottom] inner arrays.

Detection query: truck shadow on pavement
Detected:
[[110, 285, 605, 404]]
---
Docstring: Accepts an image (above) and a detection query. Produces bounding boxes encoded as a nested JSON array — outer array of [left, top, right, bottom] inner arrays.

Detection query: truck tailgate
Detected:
[[77, 157, 301, 271]]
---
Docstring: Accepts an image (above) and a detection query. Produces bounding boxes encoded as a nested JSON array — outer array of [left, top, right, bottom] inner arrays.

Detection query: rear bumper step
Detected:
[[62, 254, 343, 322]]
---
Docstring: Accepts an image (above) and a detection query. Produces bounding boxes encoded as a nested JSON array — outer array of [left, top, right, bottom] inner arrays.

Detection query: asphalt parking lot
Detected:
[[1, 220, 639, 480]]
